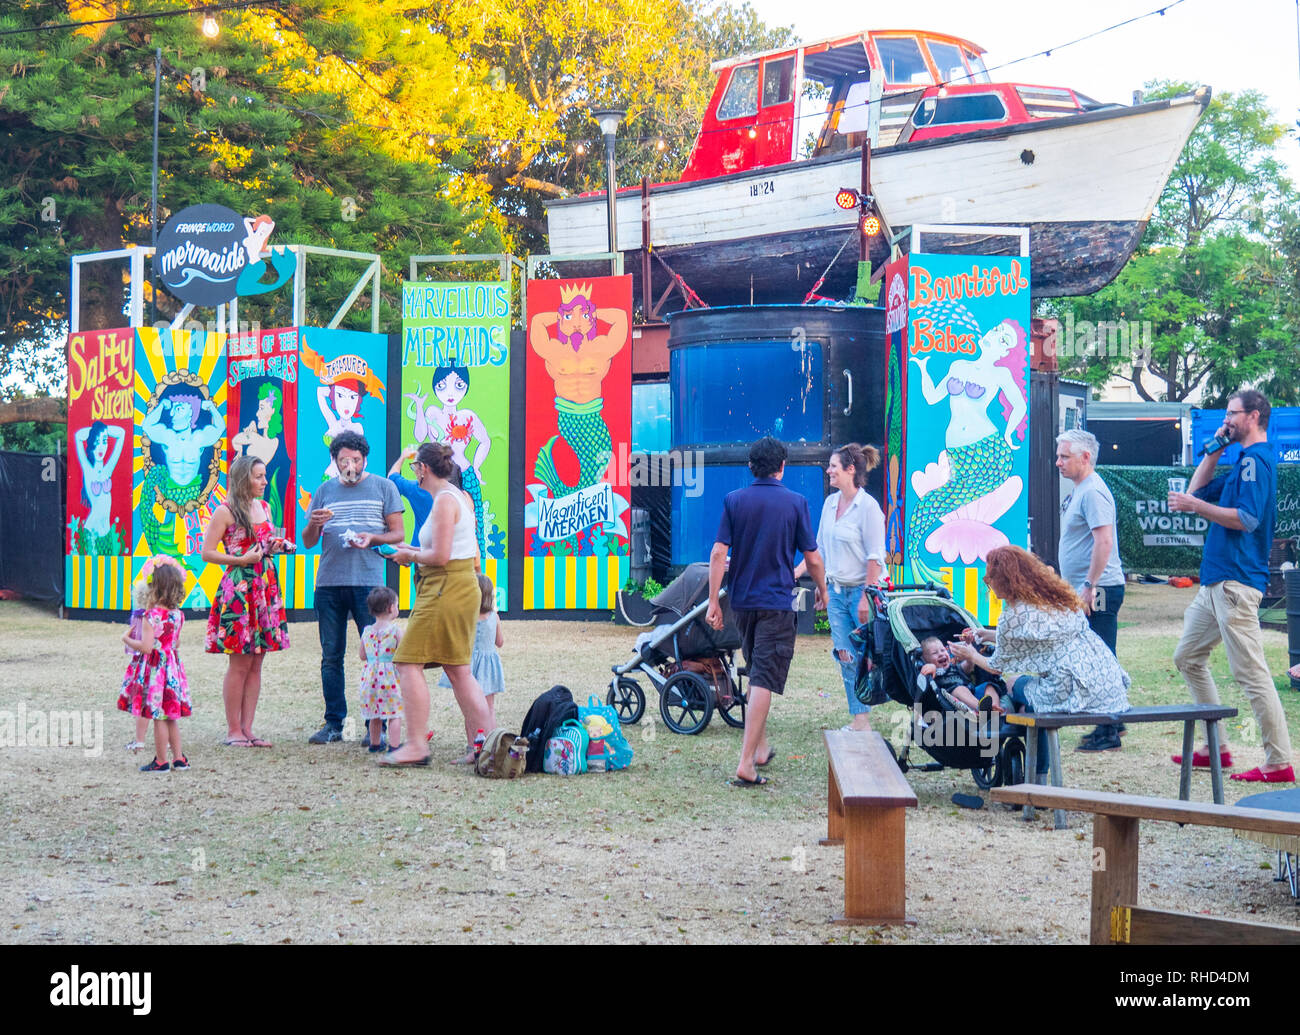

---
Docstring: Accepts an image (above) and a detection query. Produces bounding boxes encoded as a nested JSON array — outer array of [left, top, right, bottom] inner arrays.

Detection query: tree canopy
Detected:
[[1046, 82, 1298, 404], [0, 0, 793, 404]]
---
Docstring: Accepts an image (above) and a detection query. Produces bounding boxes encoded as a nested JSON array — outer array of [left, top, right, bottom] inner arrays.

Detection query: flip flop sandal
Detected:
[[731, 775, 769, 787], [221, 737, 253, 747]]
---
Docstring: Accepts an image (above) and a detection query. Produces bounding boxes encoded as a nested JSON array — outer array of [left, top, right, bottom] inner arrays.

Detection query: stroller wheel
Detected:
[[659, 671, 714, 735], [971, 760, 996, 791], [608, 678, 646, 725], [998, 736, 1026, 788], [716, 685, 747, 729]]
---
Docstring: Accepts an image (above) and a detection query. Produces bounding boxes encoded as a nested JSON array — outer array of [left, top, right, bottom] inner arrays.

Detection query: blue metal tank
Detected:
[[668, 304, 887, 567]]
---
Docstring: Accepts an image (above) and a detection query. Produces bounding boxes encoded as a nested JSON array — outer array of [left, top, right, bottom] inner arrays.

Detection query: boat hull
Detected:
[[544, 90, 1208, 305]]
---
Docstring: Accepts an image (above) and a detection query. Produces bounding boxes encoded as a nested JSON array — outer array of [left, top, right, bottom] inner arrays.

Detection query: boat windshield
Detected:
[[927, 41, 968, 84], [963, 48, 991, 83], [874, 36, 933, 85]]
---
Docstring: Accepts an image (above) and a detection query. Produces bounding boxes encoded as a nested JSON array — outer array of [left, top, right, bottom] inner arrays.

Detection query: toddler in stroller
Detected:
[[918, 635, 1003, 720]]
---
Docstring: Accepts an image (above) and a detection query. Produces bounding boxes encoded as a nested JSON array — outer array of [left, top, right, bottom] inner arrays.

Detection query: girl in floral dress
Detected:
[[359, 586, 404, 752], [119, 563, 192, 772], [202, 455, 293, 747]]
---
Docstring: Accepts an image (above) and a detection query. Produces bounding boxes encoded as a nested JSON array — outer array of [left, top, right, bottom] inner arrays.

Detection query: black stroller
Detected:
[[853, 582, 1026, 790], [608, 563, 748, 734]]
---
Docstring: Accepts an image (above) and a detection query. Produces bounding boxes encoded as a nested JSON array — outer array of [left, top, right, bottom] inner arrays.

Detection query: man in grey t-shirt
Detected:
[[302, 431, 404, 744], [1056, 428, 1127, 752]]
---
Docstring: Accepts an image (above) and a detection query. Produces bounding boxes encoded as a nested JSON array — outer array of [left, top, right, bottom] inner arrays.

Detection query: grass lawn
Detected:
[[2, 583, 1298, 944]]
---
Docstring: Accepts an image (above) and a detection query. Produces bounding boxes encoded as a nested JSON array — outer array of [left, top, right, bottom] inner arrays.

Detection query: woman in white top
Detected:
[[383, 443, 490, 766], [796, 443, 886, 732]]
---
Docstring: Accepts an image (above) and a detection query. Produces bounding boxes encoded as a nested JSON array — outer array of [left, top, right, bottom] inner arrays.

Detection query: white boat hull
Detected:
[[544, 90, 1209, 304]]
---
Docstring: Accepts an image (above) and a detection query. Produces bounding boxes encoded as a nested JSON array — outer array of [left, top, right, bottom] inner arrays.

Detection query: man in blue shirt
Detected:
[[1169, 390, 1294, 783], [708, 437, 828, 786]]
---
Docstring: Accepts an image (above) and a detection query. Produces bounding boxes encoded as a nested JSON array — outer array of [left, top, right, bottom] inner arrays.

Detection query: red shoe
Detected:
[[1171, 749, 1234, 769], [1229, 765, 1296, 783]]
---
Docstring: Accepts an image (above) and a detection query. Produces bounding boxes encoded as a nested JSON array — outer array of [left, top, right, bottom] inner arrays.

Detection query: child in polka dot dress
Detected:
[[359, 586, 403, 752]]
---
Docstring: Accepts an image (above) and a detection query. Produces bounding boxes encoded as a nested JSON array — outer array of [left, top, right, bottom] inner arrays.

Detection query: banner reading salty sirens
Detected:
[[401, 282, 510, 611], [523, 276, 632, 610], [903, 254, 1031, 624], [294, 327, 388, 609], [66, 328, 134, 558], [882, 258, 909, 572], [227, 327, 299, 540], [131, 328, 229, 609]]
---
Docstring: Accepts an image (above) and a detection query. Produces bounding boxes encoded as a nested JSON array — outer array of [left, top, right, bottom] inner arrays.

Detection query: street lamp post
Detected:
[[591, 108, 625, 274]]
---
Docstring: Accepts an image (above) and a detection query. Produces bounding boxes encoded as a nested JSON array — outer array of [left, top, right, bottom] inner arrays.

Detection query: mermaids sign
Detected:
[[155, 204, 295, 307]]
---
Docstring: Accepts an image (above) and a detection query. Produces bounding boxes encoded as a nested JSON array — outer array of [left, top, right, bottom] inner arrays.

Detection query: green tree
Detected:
[[1045, 83, 1297, 403], [0, 0, 503, 393]]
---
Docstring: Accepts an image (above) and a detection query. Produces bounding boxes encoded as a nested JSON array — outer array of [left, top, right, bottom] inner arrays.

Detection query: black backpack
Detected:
[[519, 685, 579, 773]]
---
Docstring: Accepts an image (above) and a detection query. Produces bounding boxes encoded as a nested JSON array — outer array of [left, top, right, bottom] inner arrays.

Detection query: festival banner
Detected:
[[66, 327, 134, 557], [881, 258, 909, 571], [226, 326, 299, 541], [294, 327, 388, 610], [902, 254, 1032, 624], [132, 328, 229, 609], [400, 281, 510, 611], [523, 275, 633, 610]]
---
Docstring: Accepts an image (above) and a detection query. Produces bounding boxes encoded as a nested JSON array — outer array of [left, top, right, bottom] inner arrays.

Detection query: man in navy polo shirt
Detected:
[[1169, 389, 1294, 783], [708, 437, 828, 786]]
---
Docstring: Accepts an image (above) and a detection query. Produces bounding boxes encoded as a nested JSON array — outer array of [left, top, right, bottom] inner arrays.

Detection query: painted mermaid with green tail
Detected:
[[528, 283, 628, 499], [907, 318, 1028, 584]]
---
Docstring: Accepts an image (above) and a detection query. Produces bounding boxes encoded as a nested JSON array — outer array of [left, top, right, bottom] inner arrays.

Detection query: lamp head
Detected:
[[590, 108, 626, 137]]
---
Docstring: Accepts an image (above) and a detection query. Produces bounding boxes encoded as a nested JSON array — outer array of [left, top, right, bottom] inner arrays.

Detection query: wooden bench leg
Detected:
[[820, 765, 844, 846], [834, 802, 912, 925], [1206, 722, 1224, 805], [1091, 813, 1139, 945], [1022, 729, 1040, 821], [1048, 730, 1067, 829], [1178, 721, 1194, 800]]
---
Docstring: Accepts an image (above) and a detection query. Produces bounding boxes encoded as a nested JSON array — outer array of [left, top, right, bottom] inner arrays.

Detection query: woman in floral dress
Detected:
[[202, 455, 293, 747]]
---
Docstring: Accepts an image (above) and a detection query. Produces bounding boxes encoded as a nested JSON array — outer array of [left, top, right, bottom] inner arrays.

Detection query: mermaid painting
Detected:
[[907, 318, 1028, 580], [404, 365, 491, 561]]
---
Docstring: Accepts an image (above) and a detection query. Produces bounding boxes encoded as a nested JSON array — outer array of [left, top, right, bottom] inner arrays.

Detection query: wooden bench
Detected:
[[820, 730, 918, 925], [991, 784, 1300, 944], [1005, 703, 1238, 828]]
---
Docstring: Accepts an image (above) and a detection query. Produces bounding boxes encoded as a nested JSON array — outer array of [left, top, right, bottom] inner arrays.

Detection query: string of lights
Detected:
[[0, 0, 281, 38]]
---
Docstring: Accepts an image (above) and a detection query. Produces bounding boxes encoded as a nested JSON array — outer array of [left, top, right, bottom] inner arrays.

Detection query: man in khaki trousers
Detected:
[[1168, 390, 1294, 783]]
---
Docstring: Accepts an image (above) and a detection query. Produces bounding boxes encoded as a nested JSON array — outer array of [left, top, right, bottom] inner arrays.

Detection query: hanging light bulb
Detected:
[[201, 11, 220, 39], [655, 138, 667, 152], [575, 143, 586, 156]]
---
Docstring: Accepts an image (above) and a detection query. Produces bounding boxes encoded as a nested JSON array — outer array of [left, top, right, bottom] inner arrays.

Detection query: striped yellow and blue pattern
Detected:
[[65, 555, 134, 610], [522, 556, 626, 611]]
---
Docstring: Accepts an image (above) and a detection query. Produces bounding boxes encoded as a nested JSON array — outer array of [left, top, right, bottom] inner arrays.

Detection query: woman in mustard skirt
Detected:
[[382, 443, 491, 766]]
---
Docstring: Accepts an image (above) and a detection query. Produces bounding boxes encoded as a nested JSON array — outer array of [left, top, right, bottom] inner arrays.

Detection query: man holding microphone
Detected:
[[1169, 390, 1294, 783]]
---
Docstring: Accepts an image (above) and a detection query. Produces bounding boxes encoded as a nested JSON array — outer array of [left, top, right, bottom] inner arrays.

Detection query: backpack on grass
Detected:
[[474, 728, 529, 779], [520, 685, 580, 773]]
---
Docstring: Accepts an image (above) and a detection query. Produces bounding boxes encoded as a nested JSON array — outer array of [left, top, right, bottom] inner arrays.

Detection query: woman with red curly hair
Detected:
[[946, 545, 1129, 717]]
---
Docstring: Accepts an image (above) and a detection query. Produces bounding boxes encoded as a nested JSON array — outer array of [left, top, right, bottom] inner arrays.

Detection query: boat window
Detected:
[[963, 49, 991, 83], [762, 57, 795, 107], [874, 36, 932, 85], [913, 93, 1008, 127], [717, 63, 759, 120], [1016, 86, 1083, 119], [927, 42, 968, 84]]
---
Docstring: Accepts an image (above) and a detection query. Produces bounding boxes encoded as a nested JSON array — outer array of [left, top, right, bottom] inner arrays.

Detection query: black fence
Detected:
[[0, 450, 65, 603]]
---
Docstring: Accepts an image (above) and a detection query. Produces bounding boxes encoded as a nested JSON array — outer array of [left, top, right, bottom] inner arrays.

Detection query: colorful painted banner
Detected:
[[882, 258, 909, 569], [400, 281, 510, 610], [66, 327, 134, 557], [296, 327, 389, 608], [227, 326, 299, 540], [523, 275, 633, 609], [901, 254, 1031, 624], [131, 328, 229, 609]]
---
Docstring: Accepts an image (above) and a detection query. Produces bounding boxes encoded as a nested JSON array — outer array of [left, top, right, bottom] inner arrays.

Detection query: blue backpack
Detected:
[[578, 695, 634, 771]]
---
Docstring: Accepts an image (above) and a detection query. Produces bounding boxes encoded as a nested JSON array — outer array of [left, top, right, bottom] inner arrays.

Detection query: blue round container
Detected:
[[667, 304, 887, 567]]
